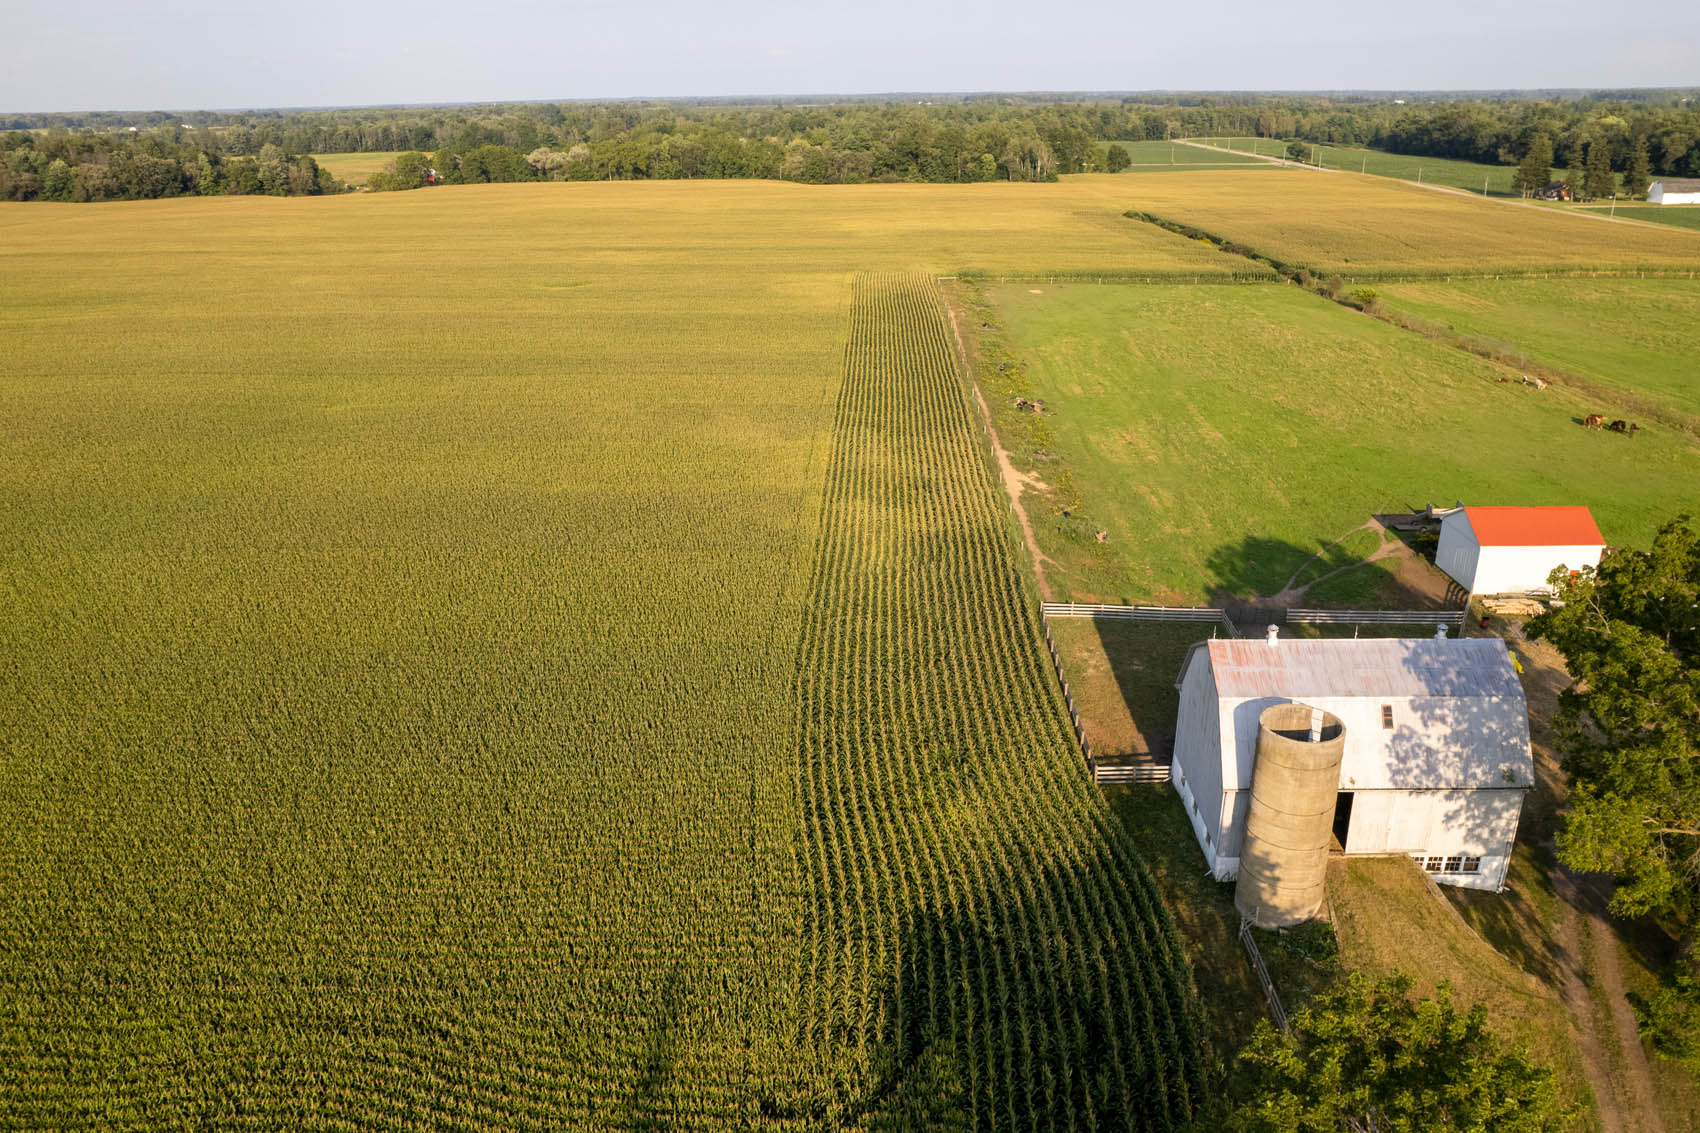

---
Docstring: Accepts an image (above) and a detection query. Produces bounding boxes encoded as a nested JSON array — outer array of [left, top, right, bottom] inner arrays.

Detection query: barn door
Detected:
[[1344, 791, 1393, 853]]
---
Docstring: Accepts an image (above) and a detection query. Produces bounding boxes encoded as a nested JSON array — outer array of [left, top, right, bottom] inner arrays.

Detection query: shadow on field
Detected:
[[1089, 619, 1210, 759], [846, 851, 1210, 1132], [1204, 533, 1455, 612]]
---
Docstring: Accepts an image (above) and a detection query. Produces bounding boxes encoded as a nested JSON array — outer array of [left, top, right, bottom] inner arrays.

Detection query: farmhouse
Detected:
[[1535, 181, 1571, 202], [1171, 631, 1532, 892], [1648, 178, 1700, 204], [1435, 505, 1606, 595]]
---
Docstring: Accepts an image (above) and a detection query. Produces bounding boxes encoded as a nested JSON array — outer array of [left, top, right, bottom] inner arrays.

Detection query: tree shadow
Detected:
[[624, 962, 689, 1132]]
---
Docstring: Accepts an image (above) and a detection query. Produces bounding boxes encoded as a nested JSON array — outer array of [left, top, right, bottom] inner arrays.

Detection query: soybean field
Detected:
[[791, 274, 1207, 1127]]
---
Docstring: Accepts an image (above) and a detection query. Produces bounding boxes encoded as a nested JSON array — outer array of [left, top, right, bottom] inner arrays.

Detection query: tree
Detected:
[[1286, 139, 1309, 163], [1231, 973, 1566, 1132], [1527, 517, 1700, 1060], [1105, 143, 1131, 173], [1583, 138, 1617, 202], [1513, 132, 1554, 197], [1622, 135, 1653, 200], [1565, 146, 1586, 201]]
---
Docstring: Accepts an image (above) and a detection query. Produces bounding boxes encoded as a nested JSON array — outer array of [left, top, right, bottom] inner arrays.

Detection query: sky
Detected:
[[2, 0, 1697, 112]]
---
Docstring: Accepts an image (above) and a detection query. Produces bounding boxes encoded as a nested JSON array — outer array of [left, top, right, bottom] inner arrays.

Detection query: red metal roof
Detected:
[[1463, 506, 1604, 547]]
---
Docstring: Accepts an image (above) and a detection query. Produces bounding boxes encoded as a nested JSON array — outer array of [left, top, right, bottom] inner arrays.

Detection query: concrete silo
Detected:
[[1235, 701, 1346, 928]]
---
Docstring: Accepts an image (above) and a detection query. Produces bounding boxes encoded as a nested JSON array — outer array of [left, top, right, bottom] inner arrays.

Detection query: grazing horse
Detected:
[[1583, 414, 1605, 429]]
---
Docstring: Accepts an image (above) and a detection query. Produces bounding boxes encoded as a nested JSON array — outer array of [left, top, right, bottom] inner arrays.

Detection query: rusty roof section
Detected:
[[1207, 637, 1522, 700], [1460, 505, 1605, 547]]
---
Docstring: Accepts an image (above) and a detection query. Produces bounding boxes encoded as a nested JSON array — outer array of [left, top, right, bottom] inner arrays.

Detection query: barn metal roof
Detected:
[[1653, 178, 1700, 192], [1459, 506, 1604, 548], [1207, 637, 1523, 700]]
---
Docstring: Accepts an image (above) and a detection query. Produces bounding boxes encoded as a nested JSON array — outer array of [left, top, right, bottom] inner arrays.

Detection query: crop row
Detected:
[[787, 273, 1208, 1129]]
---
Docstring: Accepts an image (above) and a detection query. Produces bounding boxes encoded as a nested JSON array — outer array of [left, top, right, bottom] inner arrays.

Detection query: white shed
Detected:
[[1171, 633, 1532, 891], [1648, 178, 1700, 205], [1435, 506, 1606, 596]]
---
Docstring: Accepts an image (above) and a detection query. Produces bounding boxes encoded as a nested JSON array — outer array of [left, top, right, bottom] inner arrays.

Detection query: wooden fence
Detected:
[[1287, 608, 1465, 628]]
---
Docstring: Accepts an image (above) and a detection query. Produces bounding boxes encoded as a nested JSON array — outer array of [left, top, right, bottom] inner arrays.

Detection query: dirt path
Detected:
[[941, 295, 1058, 600], [1549, 867, 1667, 1133]]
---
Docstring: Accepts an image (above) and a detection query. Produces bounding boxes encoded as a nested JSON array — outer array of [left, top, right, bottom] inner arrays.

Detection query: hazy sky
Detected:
[[3, 0, 1697, 112]]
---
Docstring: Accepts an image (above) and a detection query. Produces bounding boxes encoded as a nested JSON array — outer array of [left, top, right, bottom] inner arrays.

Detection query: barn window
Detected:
[[1443, 857, 1463, 873], [1381, 705, 1394, 730], [1461, 857, 1482, 874]]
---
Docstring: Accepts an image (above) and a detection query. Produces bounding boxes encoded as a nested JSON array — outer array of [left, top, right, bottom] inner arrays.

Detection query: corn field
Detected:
[[0, 189, 1211, 1129], [784, 274, 1207, 1128]]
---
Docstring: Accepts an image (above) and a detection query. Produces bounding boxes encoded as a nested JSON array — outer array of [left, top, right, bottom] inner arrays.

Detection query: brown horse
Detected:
[[1583, 414, 1605, 429]]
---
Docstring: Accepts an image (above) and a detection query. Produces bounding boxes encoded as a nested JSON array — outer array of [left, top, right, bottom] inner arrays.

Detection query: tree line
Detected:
[[6, 93, 1700, 200], [1, 130, 339, 201]]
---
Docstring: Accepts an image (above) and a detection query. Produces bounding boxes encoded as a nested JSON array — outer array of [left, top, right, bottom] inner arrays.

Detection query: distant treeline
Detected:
[[6, 94, 1700, 200], [0, 132, 339, 201]]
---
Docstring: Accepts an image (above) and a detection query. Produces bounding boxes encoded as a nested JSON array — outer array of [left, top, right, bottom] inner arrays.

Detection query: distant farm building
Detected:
[[1436, 505, 1606, 595], [1172, 633, 1532, 905], [1648, 178, 1700, 204], [1535, 181, 1572, 201]]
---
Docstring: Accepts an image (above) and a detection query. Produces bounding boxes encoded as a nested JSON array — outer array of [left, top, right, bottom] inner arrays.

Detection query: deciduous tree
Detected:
[[1231, 974, 1566, 1132]]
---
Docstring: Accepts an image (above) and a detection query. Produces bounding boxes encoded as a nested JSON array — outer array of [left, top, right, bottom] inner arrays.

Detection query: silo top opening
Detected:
[[1260, 702, 1345, 743]]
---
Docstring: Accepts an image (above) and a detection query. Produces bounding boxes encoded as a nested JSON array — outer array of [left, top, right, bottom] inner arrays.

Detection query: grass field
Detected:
[[309, 150, 412, 185], [965, 280, 1700, 605], [0, 183, 1213, 1126], [1187, 138, 1543, 198], [1579, 203, 1700, 231], [1377, 277, 1700, 421], [1098, 140, 1281, 169], [1116, 169, 1700, 274]]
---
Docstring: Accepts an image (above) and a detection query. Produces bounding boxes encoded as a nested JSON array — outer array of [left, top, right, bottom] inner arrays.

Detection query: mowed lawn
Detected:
[[980, 281, 1700, 604], [1377, 277, 1700, 419], [0, 180, 1241, 1125], [310, 150, 412, 185], [1114, 169, 1700, 274]]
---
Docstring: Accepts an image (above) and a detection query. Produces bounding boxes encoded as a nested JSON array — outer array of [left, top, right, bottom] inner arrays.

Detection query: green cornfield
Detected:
[[0, 184, 1208, 1129], [788, 274, 1207, 1126]]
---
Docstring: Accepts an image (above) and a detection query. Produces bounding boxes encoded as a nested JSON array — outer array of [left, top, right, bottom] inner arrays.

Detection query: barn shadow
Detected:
[[1204, 533, 1458, 615], [838, 848, 1212, 1133], [1088, 618, 1212, 759]]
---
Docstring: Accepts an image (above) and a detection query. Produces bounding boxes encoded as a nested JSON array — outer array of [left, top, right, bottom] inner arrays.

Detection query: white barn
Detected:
[[1436, 506, 1606, 596], [1171, 633, 1533, 891], [1648, 178, 1700, 205]]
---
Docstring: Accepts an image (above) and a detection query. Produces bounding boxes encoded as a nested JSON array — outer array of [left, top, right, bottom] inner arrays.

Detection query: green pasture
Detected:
[[1098, 139, 1281, 168], [1310, 144, 1531, 197], [1579, 203, 1700, 231], [979, 281, 1700, 605], [309, 150, 412, 185], [1377, 277, 1700, 420], [1189, 136, 1290, 160]]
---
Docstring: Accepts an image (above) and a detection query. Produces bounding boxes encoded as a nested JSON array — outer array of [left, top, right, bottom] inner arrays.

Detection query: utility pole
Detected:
[[1483, 175, 1489, 197], [1610, 193, 1618, 217], [1361, 155, 1367, 174]]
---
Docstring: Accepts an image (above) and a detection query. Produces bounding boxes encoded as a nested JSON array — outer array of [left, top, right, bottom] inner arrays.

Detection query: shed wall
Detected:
[[1435, 516, 1481, 590], [1471, 544, 1604, 595]]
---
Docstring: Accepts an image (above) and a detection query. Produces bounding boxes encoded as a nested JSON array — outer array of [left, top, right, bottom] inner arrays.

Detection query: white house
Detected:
[[1436, 506, 1606, 596], [1648, 178, 1700, 205], [1171, 633, 1533, 891]]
